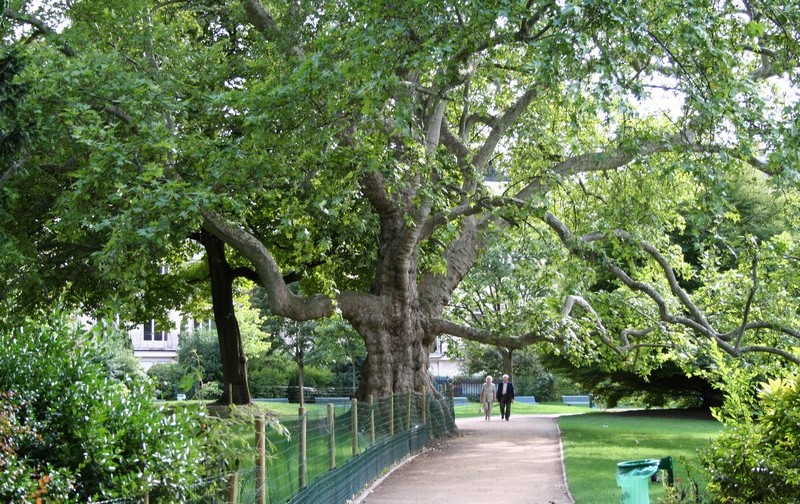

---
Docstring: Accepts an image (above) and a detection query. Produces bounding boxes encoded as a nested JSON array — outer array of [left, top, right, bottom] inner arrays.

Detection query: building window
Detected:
[[143, 320, 167, 342], [194, 319, 214, 331]]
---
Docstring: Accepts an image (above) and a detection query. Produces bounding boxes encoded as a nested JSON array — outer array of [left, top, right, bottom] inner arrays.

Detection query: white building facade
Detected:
[[129, 315, 463, 377], [428, 337, 462, 377], [127, 311, 183, 370]]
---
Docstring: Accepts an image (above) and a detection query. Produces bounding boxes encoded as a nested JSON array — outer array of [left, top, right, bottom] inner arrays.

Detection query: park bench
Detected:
[[516, 396, 536, 404], [561, 395, 592, 407], [453, 396, 469, 406], [254, 397, 289, 403]]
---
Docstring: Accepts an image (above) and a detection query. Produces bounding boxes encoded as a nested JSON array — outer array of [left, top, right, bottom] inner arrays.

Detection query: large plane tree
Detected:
[[3, 0, 800, 404]]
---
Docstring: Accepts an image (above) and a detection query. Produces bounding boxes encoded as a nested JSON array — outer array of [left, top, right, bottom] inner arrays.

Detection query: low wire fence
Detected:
[[98, 386, 458, 504]]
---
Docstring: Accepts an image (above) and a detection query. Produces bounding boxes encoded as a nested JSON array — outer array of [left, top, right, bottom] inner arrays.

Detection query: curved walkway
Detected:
[[354, 414, 575, 504]]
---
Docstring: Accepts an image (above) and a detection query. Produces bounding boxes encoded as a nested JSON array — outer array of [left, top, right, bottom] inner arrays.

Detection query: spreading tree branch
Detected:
[[240, 0, 303, 57], [2, 8, 75, 56], [202, 210, 333, 320], [472, 89, 538, 171], [561, 295, 623, 356], [734, 256, 758, 349], [543, 212, 800, 364], [427, 317, 553, 350]]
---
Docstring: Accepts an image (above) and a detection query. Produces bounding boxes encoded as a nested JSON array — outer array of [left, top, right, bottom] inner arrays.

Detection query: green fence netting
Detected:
[[288, 426, 427, 504], [261, 391, 454, 503], [96, 390, 456, 504]]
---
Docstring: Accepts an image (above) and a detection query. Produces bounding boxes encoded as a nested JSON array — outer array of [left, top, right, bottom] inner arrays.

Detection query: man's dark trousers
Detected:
[[498, 380, 515, 420]]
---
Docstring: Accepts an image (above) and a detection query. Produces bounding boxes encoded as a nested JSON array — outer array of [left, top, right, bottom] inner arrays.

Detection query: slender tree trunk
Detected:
[[298, 352, 305, 406], [200, 230, 251, 405], [351, 357, 357, 394], [502, 348, 513, 380]]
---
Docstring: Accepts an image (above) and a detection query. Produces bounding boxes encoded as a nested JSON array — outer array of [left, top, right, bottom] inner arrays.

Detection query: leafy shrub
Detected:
[[249, 355, 333, 398], [146, 362, 185, 399], [196, 380, 223, 400], [0, 311, 220, 502], [702, 371, 800, 503], [514, 372, 556, 401], [0, 390, 73, 502], [329, 357, 363, 393], [295, 365, 334, 388], [90, 328, 145, 381], [248, 365, 290, 398], [177, 328, 223, 382]]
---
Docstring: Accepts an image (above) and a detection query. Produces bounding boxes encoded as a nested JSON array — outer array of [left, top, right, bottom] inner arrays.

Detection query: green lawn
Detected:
[[250, 398, 594, 418], [453, 400, 594, 417], [255, 401, 331, 416], [191, 400, 367, 503], [185, 400, 721, 504], [558, 411, 722, 504]]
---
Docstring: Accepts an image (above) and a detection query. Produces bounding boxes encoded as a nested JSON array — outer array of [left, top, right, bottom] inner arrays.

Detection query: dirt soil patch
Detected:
[[353, 414, 575, 504]]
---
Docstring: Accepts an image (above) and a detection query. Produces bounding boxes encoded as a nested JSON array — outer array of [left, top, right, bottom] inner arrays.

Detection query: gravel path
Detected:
[[353, 414, 576, 504]]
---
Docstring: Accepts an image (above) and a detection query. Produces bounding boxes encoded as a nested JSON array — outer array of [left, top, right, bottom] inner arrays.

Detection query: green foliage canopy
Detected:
[[2, 0, 800, 397]]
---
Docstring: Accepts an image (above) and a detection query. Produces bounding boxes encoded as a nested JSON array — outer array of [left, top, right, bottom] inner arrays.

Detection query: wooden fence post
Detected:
[[299, 406, 307, 489], [227, 383, 233, 405], [369, 395, 375, 446], [255, 414, 266, 504], [351, 398, 359, 457], [406, 392, 411, 431], [422, 386, 427, 425], [328, 403, 336, 470], [389, 393, 395, 436], [226, 472, 238, 504]]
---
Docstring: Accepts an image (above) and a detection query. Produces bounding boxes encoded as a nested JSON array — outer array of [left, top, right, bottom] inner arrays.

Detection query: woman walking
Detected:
[[479, 375, 497, 421]]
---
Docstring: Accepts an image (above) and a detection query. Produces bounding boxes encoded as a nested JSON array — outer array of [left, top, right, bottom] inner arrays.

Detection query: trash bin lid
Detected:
[[616, 459, 660, 478]]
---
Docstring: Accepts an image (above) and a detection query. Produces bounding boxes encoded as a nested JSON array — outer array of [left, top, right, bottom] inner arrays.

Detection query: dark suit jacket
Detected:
[[497, 381, 515, 402]]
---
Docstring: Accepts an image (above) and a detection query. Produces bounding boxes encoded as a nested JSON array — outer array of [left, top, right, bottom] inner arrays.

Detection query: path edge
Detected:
[[556, 419, 577, 504], [348, 451, 422, 504]]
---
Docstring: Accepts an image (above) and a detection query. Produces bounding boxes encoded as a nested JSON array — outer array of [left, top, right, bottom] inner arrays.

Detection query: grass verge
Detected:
[[558, 410, 721, 504], [174, 400, 720, 503], [454, 400, 594, 418]]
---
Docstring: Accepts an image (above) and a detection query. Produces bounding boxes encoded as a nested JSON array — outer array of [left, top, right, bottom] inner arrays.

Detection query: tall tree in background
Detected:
[[3, 0, 800, 406], [448, 230, 570, 376]]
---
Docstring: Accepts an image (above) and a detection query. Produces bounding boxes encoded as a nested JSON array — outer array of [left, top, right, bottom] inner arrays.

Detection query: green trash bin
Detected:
[[616, 459, 660, 504]]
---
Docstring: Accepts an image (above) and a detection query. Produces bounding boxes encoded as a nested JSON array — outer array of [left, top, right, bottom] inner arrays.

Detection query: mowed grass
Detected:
[[189, 400, 366, 502], [253, 398, 594, 418], [176, 400, 720, 503], [454, 400, 594, 418], [212, 401, 355, 461], [558, 411, 722, 504]]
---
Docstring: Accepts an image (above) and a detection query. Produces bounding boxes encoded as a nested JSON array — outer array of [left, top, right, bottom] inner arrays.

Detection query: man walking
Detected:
[[497, 374, 515, 421]]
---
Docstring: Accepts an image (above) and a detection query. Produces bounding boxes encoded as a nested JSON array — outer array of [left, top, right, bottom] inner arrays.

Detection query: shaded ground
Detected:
[[610, 407, 714, 420], [353, 414, 575, 504]]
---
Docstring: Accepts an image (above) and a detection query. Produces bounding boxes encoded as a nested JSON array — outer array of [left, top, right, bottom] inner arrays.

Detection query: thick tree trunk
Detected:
[[346, 292, 454, 435], [357, 323, 432, 398], [344, 289, 436, 400], [345, 174, 476, 408], [201, 230, 251, 405]]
